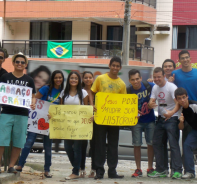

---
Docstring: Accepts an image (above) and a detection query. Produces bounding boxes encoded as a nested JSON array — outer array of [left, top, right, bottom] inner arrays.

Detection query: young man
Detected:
[[175, 87, 197, 179], [147, 67, 182, 179], [0, 48, 8, 77], [127, 69, 155, 177], [0, 53, 36, 173], [91, 56, 126, 179]]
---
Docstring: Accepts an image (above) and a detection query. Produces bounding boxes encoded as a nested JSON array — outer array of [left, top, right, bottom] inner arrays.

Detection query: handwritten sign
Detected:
[[49, 105, 93, 140], [94, 92, 138, 126], [28, 99, 52, 135], [0, 83, 32, 109]]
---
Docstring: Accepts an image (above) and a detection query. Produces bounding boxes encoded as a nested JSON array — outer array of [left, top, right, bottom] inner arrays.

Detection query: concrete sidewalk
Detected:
[[0, 171, 20, 184]]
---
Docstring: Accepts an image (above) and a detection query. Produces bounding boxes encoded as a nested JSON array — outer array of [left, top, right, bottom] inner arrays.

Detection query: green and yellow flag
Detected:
[[47, 41, 72, 58]]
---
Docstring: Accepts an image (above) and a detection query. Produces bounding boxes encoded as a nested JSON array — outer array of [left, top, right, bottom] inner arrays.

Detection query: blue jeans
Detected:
[[183, 129, 197, 175], [18, 132, 52, 172], [64, 140, 82, 175], [153, 116, 182, 173], [132, 122, 155, 146]]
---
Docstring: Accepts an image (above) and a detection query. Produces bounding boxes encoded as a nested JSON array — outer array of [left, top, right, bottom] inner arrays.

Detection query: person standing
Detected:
[[91, 56, 126, 179], [175, 87, 197, 179], [147, 67, 182, 179], [127, 69, 155, 177], [0, 53, 36, 173], [0, 48, 8, 77], [15, 70, 64, 178]]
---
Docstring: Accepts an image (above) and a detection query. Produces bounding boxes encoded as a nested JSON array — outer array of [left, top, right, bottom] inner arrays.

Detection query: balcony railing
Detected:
[[2, 40, 154, 64]]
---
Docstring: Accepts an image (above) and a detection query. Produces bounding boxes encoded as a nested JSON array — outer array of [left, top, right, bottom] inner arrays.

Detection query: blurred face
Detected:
[[153, 71, 165, 87], [176, 94, 189, 108], [13, 57, 27, 71], [109, 61, 121, 75], [34, 71, 49, 89], [163, 62, 175, 76], [0, 52, 5, 66], [69, 73, 79, 87], [129, 73, 142, 90], [179, 53, 191, 68], [83, 73, 93, 87], [54, 73, 63, 87]]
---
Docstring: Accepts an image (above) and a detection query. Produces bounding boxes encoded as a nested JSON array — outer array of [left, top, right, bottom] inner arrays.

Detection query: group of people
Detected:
[[0, 48, 196, 181]]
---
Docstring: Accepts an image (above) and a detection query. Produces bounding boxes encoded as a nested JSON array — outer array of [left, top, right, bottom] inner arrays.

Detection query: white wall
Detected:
[[151, 0, 173, 67]]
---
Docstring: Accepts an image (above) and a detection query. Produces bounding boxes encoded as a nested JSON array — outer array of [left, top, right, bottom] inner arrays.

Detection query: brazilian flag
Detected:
[[47, 41, 72, 58]]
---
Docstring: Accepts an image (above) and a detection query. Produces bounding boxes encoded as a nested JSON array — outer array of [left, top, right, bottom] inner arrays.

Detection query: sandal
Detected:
[[44, 172, 52, 178], [88, 170, 96, 178], [15, 166, 22, 172], [65, 174, 79, 180], [79, 170, 86, 178]]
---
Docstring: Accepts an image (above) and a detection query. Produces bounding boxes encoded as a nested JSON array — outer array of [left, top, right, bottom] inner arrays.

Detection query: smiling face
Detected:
[[153, 71, 165, 87], [34, 71, 50, 90], [129, 73, 142, 90], [179, 53, 191, 68], [54, 73, 63, 88], [13, 56, 27, 72], [69, 73, 79, 87], [163, 62, 175, 76], [83, 73, 93, 87], [109, 61, 121, 76]]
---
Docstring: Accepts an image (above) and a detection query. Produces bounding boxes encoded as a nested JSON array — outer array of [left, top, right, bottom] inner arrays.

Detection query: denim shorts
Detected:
[[131, 122, 155, 146], [0, 113, 28, 148]]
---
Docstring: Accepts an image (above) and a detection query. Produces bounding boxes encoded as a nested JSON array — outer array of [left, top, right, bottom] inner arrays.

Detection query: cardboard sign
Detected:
[[49, 105, 93, 140], [0, 83, 32, 109], [27, 99, 52, 135], [94, 92, 138, 126]]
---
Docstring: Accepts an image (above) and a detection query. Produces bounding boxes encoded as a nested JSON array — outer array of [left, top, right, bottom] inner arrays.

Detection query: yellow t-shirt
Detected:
[[91, 73, 126, 94]]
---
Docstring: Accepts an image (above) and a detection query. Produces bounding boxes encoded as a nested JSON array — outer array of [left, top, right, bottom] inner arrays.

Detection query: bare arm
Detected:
[[163, 99, 180, 119], [83, 96, 89, 105], [30, 94, 36, 110], [35, 91, 43, 99], [148, 98, 157, 109], [178, 113, 185, 130], [60, 98, 63, 105]]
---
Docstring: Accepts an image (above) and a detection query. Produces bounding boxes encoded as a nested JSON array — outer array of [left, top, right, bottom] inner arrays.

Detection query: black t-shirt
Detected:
[[0, 73, 36, 116], [0, 68, 8, 78], [182, 100, 197, 131]]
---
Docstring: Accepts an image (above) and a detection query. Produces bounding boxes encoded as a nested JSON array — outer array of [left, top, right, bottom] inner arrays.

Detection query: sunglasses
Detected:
[[15, 60, 26, 65], [0, 56, 4, 60]]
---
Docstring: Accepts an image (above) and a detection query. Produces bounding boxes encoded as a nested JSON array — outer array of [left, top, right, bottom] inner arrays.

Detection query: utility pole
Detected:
[[122, 0, 131, 65]]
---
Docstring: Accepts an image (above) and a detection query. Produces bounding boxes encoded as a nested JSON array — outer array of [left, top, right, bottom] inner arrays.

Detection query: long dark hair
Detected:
[[82, 71, 93, 88], [29, 65, 51, 84], [47, 70, 64, 98], [63, 71, 83, 104]]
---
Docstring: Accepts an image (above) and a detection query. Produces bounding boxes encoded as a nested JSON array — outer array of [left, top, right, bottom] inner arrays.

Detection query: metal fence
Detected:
[[2, 40, 154, 64]]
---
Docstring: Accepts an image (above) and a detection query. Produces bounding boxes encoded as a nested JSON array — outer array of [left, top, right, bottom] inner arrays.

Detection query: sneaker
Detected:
[[172, 172, 182, 179], [132, 169, 142, 177], [182, 172, 195, 179], [147, 168, 154, 176], [170, 169, 175, 177], [164, 170, 169, 175], [148, 170, 167, 178]]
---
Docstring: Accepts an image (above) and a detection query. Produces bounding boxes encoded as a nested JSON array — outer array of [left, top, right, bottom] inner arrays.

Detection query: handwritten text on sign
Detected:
[[0, 83, 32, 109], [28, 99, 52, 135], [49, 105, 93, 140], [94, 92, 138, 126]]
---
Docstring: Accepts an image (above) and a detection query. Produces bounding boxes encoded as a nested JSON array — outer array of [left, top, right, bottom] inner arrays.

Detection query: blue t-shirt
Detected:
[[130, 82, 155, 123], [39, 85, 61, 104], [172, 68, 197, 101]]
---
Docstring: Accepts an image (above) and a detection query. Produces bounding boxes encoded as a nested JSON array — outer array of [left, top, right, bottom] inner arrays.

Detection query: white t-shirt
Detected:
[[151, 81, 180, 118], [60, 89, 88, 105]]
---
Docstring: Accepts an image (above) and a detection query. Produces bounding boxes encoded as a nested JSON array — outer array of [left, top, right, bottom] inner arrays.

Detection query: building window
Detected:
[[90, 23, 102, 47], [172, 25, 197, 49]]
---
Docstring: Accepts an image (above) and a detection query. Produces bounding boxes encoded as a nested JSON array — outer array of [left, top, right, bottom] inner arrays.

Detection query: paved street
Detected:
[[2, 152, 197, 184]]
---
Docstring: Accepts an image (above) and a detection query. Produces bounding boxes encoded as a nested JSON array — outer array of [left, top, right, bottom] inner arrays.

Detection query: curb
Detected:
[[0, 172, 20, 184]]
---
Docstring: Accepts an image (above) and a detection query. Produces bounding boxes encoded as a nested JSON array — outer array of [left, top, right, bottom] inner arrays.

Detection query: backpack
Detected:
[[126, 81, 152, 101]]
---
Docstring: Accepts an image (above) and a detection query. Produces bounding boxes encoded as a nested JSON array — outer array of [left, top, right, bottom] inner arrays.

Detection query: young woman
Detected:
[[60, 71, 89, 180], [80, 71, 96, 178], [15, 70, 64, 178], [29, 65, 51, 92]]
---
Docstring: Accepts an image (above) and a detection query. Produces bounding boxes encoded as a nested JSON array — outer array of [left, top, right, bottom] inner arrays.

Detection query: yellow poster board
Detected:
[[49, 105, 93, 140], [94, 92, 138, 126]]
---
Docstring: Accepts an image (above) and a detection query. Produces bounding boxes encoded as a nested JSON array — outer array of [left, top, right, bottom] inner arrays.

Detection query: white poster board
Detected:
[[0, 83, 32, 109], [28, 99, 52, 135]]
